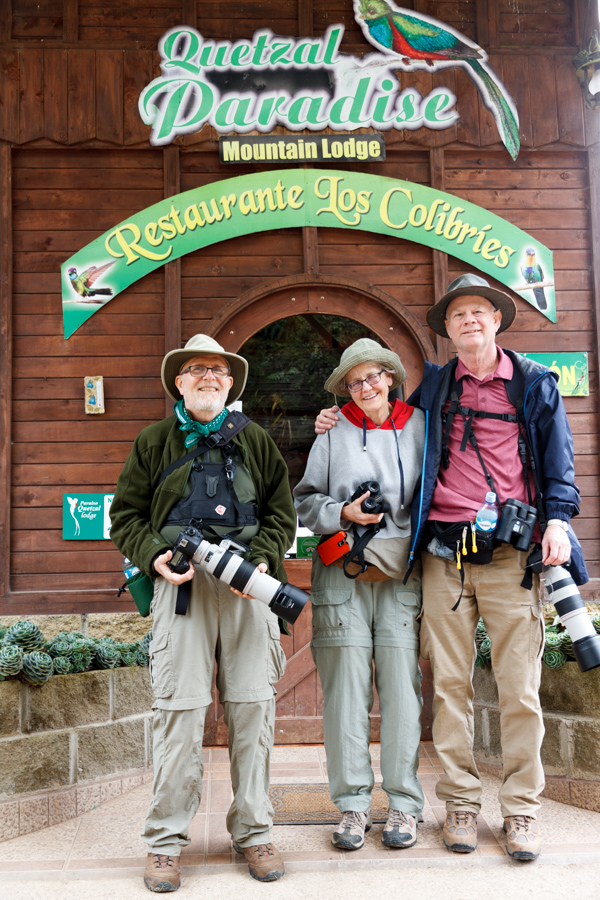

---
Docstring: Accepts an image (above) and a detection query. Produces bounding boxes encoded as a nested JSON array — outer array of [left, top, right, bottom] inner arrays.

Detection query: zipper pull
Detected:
[[462, 525, 468, 556], [456, 541, 462, 571], [471, 522, 478, 554]]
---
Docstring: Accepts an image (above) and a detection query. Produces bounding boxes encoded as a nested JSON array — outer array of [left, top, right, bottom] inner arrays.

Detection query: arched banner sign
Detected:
[[62, 168, 555, 338]]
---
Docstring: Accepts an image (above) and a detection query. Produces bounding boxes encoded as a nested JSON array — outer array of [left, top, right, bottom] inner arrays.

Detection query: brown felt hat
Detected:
[[427, 274, 517, 339], [161, 334, 248, 403], [324, 338, 407, 396]]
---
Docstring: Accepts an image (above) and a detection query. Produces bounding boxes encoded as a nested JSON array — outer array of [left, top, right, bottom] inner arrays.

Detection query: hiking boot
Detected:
[[331, 810, 372, 850], [143, 853, 181, 892], [233, 842, 285, 881], [382, 810, 418, 848], [442, 810, 478, 853], [504, 815, 541, 860]]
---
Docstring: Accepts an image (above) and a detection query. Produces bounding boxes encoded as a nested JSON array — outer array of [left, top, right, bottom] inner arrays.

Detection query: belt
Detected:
[[332, 557, 390, 582]]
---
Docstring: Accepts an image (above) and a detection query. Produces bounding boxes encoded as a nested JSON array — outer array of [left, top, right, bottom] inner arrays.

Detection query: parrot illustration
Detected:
[[67, 262, 114, 301], [355, 0, 520, 160], [522, 247, 547, 310]]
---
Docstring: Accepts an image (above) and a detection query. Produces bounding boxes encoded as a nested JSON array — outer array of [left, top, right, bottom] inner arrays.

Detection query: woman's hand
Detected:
[[340, 491, 384, 527], [315, 405, 340, 434], [230, 562, 268, 598]]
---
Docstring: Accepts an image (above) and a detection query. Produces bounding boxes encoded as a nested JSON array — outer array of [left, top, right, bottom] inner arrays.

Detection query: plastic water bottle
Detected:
[[121, 556, 140, 581], [475, 492, 498, 533]]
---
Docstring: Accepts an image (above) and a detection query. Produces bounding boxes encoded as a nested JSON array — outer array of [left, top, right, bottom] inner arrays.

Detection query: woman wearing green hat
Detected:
[[294, 338, 425, 853]]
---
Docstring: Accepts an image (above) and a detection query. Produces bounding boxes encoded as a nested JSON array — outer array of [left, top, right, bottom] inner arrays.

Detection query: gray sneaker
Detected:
[[331, 810, 372, 850], [382, 810, 418, 848]]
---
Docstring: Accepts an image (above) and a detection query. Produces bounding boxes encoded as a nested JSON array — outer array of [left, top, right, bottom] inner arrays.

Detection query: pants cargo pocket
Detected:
[[310, 589, 352, 645], [529, 603, 545, 663], [149, 631, 175, 699], [267, 616, 287, 685], [395, 590, 421, 650]]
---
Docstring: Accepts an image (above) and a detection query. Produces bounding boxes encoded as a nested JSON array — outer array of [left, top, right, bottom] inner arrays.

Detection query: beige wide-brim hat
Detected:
[[324, 338, 407, 396], [161, 334, 248, 403], [427, 273, 517, 339]]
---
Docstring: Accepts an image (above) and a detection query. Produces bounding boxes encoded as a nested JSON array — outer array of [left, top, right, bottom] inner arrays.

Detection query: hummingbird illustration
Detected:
[[355, 0, 520, 160], [67, 262, 115, 301], [522, 247, 547, 310], [66, 496, 80, 536]]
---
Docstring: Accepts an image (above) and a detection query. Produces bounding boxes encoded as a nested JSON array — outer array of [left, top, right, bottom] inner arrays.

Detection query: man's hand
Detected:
[[315, 405, 340, 434], [230, 562, 268, 598], [340, 491, 384, 527], [542, 525, 571, 567], [153, 549, 195, 585]]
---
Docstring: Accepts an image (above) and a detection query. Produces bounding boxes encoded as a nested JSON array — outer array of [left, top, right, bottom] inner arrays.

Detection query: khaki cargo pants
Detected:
[[141, 567, 287, 856], [421, 543, 545, 818], [310, 556, 424, 816]]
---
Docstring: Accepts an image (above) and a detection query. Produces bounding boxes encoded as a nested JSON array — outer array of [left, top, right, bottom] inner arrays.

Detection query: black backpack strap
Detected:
[[157, 411, 252, 486]]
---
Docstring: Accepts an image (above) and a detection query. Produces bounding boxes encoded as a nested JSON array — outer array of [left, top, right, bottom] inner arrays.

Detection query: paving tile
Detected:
[[207, 852, 232, 865], [207, 812, 232, 854], [209, 780, 233, 813], [76, 783, 101, 815], [478, 844, 507, 857], [0, 818, 80, 861], [66, 856, 147, 869], [70, 814, 147, 860], [0, 860, 65, 871], [272, 823, 332, 852]]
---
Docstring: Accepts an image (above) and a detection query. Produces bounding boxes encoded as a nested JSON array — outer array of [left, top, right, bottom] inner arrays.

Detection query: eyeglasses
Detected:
[[345, 370, 386, 393], [180, 364, 231, 379]]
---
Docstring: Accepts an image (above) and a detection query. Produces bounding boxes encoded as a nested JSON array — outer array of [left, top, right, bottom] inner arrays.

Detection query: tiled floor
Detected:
[[2, 742, 600, 881]]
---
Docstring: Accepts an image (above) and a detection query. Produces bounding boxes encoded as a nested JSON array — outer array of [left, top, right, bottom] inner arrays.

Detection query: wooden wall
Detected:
[[1, 0, 600, 615]]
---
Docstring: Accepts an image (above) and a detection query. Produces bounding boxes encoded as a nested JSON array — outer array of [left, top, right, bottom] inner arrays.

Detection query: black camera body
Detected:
[[169, 525, 205, 574], [495, 498, 537, 551], [351, 481, 390, 516]]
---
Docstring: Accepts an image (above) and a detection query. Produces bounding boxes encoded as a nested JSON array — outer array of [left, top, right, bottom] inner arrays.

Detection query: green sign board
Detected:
[[521, 353, 589, 397], [62, 169, 555, 338], [63, 494, 114, 541]]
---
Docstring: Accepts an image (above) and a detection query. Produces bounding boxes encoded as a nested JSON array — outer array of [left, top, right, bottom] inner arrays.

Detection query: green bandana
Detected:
[[174, 400, 229, 449]]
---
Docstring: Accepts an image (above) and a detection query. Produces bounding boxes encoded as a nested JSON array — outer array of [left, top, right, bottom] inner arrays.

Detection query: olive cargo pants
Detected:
[[310, 557, 424, 815], [141, 568, 287, 855]]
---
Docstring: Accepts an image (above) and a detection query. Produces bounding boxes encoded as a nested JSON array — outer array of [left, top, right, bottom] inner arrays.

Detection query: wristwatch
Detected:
[[547, 518, 569, 531]]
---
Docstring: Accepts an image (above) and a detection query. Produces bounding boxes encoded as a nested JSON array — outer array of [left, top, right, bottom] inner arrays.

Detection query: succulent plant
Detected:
[[52, 656, 72, 675], [21, 651, 54, 686], [95, 643, 121, 669], [49, 640, 73, 659], [0, 644, 24, 676], [560, 633, 575, 659], [478, 637, 492, 662], [543, 649, 567, 670], [135, 649, 149, 667], [593, 614, 600, 635], [544, 632, 563, 651], [138, 631, 152, 656], [4, 621, 45, 653]]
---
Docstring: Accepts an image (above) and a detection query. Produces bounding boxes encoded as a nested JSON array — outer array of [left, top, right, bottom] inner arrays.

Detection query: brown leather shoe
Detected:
[[504, 815, 541, 860], [144, 853, 181, 892], [442, 810, 478, 852], [233, 842, 285, 881]]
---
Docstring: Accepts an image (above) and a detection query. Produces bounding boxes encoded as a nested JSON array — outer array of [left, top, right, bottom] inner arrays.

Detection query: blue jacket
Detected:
[[406, 349, 588, 585]]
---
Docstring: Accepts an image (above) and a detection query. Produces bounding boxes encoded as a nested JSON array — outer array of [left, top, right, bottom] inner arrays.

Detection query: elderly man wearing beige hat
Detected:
[[110, 334, 296, 891], [315, 274, 588, 862], [294, 338, 426, 853]]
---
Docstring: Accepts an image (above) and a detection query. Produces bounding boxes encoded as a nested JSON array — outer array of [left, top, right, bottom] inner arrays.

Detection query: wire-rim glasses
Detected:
[[345, 370, 386, 393]]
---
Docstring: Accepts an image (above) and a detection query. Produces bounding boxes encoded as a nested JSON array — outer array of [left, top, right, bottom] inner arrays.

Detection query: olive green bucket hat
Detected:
[[324, 338, 407, 396], [161, 334, 248, 403], [427, 273, 517, 339]]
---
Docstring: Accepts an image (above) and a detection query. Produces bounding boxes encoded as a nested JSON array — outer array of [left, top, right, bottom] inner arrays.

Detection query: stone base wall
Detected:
[[474, 664, 600, 813], [0, 666, 154, 842]]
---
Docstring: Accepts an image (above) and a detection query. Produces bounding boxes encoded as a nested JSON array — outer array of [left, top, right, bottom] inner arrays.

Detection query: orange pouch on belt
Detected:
[[317, 531, 350, 566]]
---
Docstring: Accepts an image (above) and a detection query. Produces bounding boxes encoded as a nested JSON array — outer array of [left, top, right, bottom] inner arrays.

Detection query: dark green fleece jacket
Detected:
[[110, 415, 296, 582]]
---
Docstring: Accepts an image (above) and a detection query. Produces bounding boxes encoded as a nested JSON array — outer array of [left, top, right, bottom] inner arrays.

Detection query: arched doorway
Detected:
[[201, 276, 435, 745]]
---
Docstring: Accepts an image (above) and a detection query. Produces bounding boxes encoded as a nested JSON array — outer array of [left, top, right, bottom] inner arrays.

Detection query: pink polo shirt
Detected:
[[429, 348, 536, 523]]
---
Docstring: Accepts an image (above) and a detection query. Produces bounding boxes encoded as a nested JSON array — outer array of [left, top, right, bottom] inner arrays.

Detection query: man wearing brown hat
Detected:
[[316, 274, 587, 861], [110, 335, 296, 891]]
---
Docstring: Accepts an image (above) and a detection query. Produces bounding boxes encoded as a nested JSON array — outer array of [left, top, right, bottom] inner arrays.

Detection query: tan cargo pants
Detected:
[[141, 568, 287, 855], [421, 544, 545, 818]]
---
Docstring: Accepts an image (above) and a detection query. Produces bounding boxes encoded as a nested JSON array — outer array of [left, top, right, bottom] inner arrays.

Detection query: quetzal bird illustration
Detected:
[[68, 262, 114, 301], [356, 0, 520, 160], [522, 248, 547, 310]]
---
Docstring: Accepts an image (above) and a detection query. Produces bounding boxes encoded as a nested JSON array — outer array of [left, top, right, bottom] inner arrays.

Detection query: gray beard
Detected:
[[186, 391, 226, 414]]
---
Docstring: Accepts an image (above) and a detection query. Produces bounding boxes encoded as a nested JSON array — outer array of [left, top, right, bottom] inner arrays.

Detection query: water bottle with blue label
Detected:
[[475, 492, 498, 533], [121, 556, 140, 581]]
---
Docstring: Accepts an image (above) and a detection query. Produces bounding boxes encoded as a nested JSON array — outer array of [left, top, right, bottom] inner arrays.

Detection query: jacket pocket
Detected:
[[149, 631, 175, 699], [310, 589, 352, 638], [395, 590, 421, 649], [267, 616, 287, 685]]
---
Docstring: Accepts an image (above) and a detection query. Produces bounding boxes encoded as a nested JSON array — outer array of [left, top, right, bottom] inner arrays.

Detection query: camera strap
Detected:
[[342, 521, 385, 579], [157, 410, 252, 486]]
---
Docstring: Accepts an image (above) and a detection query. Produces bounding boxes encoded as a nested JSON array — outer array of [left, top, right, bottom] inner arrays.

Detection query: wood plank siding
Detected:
[[1, 0, 599, 619]]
